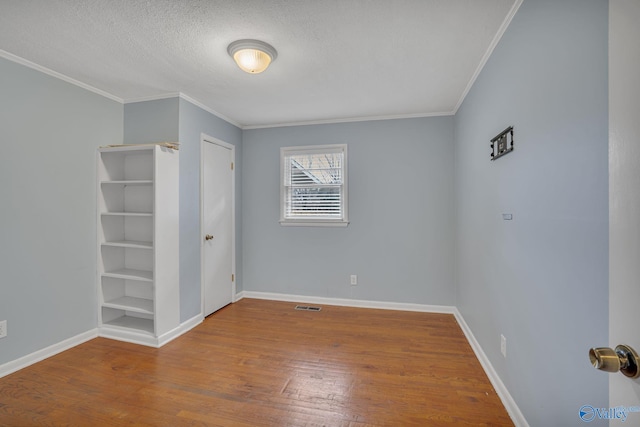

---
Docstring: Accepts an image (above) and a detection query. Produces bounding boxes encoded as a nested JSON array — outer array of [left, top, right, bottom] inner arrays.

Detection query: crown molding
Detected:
[[243, 110, 454, 130], [123, 93, 242, 129], [0, 49, 123, 103], [178, 93, 243, 129], [122, 92, 181, 104], [2, 0, 523, 134], [452, 0, 524, 114]]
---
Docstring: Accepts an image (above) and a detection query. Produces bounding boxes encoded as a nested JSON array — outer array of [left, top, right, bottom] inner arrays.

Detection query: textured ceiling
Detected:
[[0, 0, 518, 128]]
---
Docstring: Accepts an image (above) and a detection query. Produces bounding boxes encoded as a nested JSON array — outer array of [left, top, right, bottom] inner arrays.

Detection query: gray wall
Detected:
[[453, 0, 609, 425], [124, 97, 242, 322], [0, 57, 123, 365], [242, 117, 455, 305], [124, 98, 179, 144], [178, 98, 242, 320]]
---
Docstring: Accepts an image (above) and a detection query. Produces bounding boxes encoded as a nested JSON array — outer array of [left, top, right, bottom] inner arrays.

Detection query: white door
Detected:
[[609, 0, 640, 419], [202, 137, 234, 316]]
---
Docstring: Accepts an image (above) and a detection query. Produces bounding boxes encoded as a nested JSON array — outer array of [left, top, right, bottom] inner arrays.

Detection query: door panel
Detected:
[[609, 0, 640, 417], [203, 140, 233, 316]]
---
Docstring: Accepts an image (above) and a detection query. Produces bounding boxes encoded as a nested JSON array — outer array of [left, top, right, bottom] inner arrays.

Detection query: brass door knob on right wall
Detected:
[[589, 345, 640, 378]]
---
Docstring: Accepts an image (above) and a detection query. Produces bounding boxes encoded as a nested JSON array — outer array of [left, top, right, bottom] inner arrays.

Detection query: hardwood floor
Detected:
[[0, 299, 513, 426]]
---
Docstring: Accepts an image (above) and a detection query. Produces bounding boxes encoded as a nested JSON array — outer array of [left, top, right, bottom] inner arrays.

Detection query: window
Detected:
[[280, 144, 348, 226]]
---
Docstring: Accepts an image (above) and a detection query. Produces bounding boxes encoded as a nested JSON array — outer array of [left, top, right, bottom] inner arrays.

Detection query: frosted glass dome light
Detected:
[[227, 39, 278, 74]]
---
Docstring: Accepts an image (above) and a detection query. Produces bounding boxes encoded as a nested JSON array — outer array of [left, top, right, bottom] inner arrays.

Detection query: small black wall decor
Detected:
[[490, 126, 514, 160]]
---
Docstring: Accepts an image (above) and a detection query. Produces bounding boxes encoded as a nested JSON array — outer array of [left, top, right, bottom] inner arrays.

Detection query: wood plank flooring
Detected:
[[0, 299, 513, 426]]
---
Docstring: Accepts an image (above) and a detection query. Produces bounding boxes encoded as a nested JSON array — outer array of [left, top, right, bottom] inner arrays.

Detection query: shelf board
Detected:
[[102, 240, 153, 249], [102, 268, 153, 282], [102, 315, 154, 334], [103, 296, 154, 315], [100, 180, 153, 185], [101, 212, 153, 217]]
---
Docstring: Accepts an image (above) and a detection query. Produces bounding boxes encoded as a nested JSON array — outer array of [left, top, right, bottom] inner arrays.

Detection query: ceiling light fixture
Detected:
[[227, 39, 278, 74]]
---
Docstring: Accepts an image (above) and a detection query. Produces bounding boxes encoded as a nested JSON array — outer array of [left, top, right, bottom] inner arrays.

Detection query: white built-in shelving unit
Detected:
[[97, 144, 179, 347]]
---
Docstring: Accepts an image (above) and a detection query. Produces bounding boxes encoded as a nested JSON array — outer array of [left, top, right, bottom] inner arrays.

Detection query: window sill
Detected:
[[279, 220, 349, 227]]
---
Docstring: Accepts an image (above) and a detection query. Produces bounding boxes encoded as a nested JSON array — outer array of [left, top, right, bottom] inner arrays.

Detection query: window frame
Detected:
[[279, 144, 349, 227]]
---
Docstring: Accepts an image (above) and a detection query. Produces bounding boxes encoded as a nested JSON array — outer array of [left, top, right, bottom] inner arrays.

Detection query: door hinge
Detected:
[[231, 274, 235, 282], [231, 162, 234, 170]]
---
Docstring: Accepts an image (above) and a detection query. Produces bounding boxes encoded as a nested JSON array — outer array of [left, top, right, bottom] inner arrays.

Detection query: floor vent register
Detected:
[[294, 305, 322, 312]]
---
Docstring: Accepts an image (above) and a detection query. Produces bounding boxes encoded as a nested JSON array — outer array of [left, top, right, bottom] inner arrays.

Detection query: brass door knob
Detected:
[[589, 344, 640, 378], [205, 234, 214, 241]]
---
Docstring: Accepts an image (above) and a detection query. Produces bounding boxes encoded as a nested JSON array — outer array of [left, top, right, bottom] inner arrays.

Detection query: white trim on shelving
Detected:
[[0, 329, 98, 379], [236, 290, 528, 427]]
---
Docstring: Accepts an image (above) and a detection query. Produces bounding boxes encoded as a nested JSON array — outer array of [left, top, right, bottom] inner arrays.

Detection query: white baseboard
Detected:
[[160, 313, 203, 346], [237, 290, 528, 427], [238, 291, 456, 314], [99, 314, 204, 348], [453, 308, 529, 427], [98, 327, 159, 347], [1, 315, 204, 378], [0, 329, 98, 379]]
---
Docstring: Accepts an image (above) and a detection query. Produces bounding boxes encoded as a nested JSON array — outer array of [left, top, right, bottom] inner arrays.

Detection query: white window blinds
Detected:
[[280, 144, 348, 226]]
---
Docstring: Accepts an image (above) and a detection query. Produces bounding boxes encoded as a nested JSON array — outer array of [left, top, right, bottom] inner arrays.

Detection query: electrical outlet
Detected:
[[350, 275, 358, 285], [0, 320, 7, 339], [500, 334, 507, 358]]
